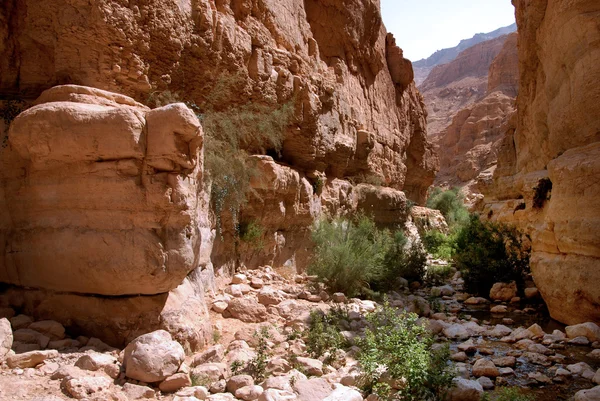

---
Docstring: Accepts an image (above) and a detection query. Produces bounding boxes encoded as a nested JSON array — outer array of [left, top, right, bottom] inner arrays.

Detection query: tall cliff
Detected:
[[0, 0, 438, 347], [434, 33, 518, 200], [483, 0, 600, 325], [420, 34, 512, 142]]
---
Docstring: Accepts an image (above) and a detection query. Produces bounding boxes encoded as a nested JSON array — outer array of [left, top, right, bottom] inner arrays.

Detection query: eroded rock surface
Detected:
[[0, 85, 213, 349], [482, 0, 600, 325]]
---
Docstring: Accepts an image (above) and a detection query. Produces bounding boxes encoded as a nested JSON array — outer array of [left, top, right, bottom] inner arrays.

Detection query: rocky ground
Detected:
[[1, 265, 599, 401]]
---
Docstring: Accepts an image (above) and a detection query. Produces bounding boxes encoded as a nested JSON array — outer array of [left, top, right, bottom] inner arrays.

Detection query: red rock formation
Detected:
[[0, 0, 439, 345], [0, 85, 213, 349], [430, 33, 519, 201], [420, 34, 512, 140], [483, 0, 600, 325], [487, 33, 519, 96]]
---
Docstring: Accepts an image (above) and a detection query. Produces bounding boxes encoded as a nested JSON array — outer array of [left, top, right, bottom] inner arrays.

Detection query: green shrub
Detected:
[[239, 220, 265, 250], [454, 215, 530, 296], [425, 264, 455, 287], [310, 216, 428, 295], [309, 216, 392, 297], [426, 187, 469, 228], [377, 231, 427, 287], [304, 307, 349, 358], [230, 327, 272, 381], [357, 302, 454, 400]]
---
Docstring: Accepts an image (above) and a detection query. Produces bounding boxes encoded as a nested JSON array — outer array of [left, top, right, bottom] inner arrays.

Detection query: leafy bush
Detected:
[[422, 230, 457, 261], [304, 308, 349, 358], [454, 215, 530, 296], [378, 231, 427, 287], [230, 327, 272, 381], [309, 216, 392, 297], [357, 302, 454, 400], [425, 264, 455, 287], [239, 220, 265, 250], [532, 177, 552, 209], [426, 187, 469, 228], [309, 216, 427, 296]]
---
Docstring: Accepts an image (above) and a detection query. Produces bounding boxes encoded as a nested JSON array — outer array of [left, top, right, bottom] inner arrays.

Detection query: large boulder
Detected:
[[489, 282, 517, 302], [0, 85, 214, 350], [123, 330, 185, 383], [574, 386, 600, 401], [447, 378, 484, 401]]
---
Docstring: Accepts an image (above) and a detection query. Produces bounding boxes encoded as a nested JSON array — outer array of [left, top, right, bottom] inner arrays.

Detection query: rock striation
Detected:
[[426, 33, 518, 207], [420, 34, 514, 142], [0, 85, 214, 350], [0, 0, 438, 345], [483, 0, 600, 325]]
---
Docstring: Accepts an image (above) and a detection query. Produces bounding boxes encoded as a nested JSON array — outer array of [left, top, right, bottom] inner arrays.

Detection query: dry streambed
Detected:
[[0, 266, 599, 401]]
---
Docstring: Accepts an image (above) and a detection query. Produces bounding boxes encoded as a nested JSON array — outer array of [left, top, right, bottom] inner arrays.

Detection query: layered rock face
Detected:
[[433, 34, 518, 197], [0, 0, 438, 344], [0, 0, 436, 200], [483, 0, 600, 325], [420, 34, 513, 141], [0, 85, 214, 349]]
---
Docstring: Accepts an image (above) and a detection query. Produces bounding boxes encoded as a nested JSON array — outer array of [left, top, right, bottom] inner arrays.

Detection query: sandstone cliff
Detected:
[[420, 34, 512, 141], [433, 34, 518, 200], [483, 0, 600, 325], [0, 0, 438, 346]]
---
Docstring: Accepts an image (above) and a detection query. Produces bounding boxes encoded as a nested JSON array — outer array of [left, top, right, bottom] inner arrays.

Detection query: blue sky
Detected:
[[380, 0, 516, 61]]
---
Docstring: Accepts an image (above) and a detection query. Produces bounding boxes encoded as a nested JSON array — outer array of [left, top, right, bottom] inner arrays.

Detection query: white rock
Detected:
[[566, 323, 600, 342], [447, 378, 484, 401], [123, 330, 185, 382], [258, 389, 297, 401], [63, 375, 113, 399], [322, 385, 362, 401], [75, 352, 120, 378], [0, 318, 13, 360], [6, 350, 58, 368], [574, 386, 600, 401], [235, 385, 264, 401]]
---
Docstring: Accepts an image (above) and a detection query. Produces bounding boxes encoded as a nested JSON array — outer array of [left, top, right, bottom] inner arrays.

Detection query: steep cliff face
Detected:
[[0, 0, 437, 345], [0, 0, 436, 198], [484, 0, 600, 325], [434, 33, 518, 196], [420, 35, 511, 141]]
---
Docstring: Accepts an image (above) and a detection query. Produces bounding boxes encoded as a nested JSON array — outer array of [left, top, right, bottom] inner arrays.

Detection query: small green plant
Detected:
[[454, 215, 530, 297], [212, 328, 222, 344], [230, 327, 272, 381], [425, 264, 454, 286], [304, 308, 349, 358], [239, 221, 265, 250], [356, 302, 454, 401], [532, 177, 552, 209]]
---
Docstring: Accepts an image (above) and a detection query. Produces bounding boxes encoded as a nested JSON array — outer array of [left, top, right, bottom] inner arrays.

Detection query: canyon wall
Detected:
[[0, 0, 438, 346], [420, 34, 511, 142], [433, 34, 518, 203], [483, 0, 600, 325]]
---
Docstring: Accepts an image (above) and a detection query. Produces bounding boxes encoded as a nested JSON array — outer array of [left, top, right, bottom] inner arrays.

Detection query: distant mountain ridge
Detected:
[[414, 23, 517, 68]]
